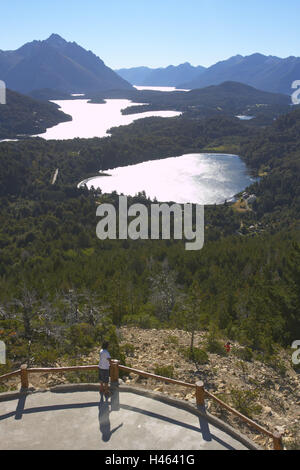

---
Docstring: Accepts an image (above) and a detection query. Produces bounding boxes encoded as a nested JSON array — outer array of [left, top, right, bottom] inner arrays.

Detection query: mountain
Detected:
[[0, 88, 71, 139], [115, 67, 153, 86], [0, 34, 133, 94], [113, 81, 291, 124], [179, 53, 300, 95], [116, 62, 206, 87]]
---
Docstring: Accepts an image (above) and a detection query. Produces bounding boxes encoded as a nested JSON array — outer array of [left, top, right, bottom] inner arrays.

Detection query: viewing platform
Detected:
[[0, 362, 283, 450], [1, 384, 257, 450]]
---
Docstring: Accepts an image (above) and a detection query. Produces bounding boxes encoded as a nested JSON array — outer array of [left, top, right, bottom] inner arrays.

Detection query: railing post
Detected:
[[110, 360, 120, 384], [20, 364, 29, 390], [196, 381, 205, 407], [273, 433, 283, 450]]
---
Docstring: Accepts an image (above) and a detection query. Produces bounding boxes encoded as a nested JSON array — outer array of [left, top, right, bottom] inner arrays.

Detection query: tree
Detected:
[[182, 281, 202, 354]]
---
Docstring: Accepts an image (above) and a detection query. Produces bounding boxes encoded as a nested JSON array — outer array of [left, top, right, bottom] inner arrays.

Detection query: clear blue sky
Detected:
[[0, 0, 299, 68]]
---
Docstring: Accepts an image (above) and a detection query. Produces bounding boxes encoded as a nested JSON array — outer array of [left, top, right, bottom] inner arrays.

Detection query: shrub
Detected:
[[206, 338, 227, 356], [154, 365, 175, 379], [234, 347, 253, 362], [33, 348, 59, 366], [263, 355, 287, 376], [165, 335, 179, 346], [184, 347, 209, 364], [121, 343, 135, 357], [0, 383, 10, 393], [65, 370, 99, 384], [229, 388, 262, 418]]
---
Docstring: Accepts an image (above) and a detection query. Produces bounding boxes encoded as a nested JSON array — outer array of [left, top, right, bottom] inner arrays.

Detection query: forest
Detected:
[[0, 101, 300, 377], [0, 89, 71, 139], [89, 81, 291, 124]]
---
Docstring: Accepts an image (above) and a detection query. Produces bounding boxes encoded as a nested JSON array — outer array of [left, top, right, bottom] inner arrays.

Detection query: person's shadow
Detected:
[[98, 393, 123, 442]]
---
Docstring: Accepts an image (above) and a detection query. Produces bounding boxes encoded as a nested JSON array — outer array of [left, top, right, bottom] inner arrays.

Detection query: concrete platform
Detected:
[[0, 386, 256, 450]]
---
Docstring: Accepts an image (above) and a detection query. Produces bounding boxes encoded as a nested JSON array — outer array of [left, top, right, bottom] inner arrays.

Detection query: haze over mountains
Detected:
[[116, 54, 300, 95], [179, 54, 300, 95], [116, 63, 206, 87], [0, 34, 133, 94], [1, 34, 299, 97]]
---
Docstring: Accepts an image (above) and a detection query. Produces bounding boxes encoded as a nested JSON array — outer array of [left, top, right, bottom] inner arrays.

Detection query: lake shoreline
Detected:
[[79, 153, 256, 206]]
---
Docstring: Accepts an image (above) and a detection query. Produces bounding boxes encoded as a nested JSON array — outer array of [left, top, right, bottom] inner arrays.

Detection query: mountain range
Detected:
[[1, 34, 299, 97], [115, 62, 206, 87], [116, 54, 300, 95], [179, 54, 300, 95], [0, 34, 133, 94]]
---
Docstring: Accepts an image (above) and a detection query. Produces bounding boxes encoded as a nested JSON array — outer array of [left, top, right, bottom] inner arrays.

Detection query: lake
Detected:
[[3, 86, 254, 205], [33, 98, 181, 140], [134, 85, 190, 92], [80, 153, 255, 205]]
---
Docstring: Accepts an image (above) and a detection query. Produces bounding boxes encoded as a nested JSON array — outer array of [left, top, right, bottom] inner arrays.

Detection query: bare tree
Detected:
[[81, 289, 108, 326], [62, 288, 83, 325], [150, 266, 178, 322], [10, 286, 39, 340]]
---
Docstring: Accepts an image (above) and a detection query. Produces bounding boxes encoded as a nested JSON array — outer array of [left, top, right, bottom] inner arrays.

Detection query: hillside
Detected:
[[0, 88, 71, 139], [0, 84, 300, 452], [179, 53, 300, 95], [99, 81, 291, 123], [0, 34, 133, 94], [116, 62, 206, 87]]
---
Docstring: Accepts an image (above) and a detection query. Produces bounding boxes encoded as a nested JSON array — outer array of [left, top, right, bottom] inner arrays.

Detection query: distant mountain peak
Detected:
[[179, 52, 300, 94], [116, 62, 206, 87], [45, 33, 68, 46], [0, 35, 133, 93]]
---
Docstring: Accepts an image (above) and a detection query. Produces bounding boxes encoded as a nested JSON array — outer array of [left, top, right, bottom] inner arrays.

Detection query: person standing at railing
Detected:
[[99, 341, 111, 397]]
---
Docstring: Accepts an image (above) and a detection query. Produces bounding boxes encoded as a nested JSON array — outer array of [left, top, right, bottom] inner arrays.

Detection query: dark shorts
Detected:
[[99, 368, 110, 383]]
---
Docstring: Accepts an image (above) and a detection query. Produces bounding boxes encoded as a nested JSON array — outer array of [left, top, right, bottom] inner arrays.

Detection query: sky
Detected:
[[0, 0, 299, 69]]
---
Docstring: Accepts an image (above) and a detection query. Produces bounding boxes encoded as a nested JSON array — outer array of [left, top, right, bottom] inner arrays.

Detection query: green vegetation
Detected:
[[0, 98, 300, 374], [234, 347, 253, 362], [0, 89, 71, 139], [183, 347, 209, 365], [228, 388, 262, 418], [154, 365, 175, 378], [89, 81, 291, 125], [165, 335, 179, 346], [121, 343, 135, 357]]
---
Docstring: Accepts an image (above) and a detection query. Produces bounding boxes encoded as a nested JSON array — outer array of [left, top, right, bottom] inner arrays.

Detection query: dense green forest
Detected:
[[0, 89, 71, 139], [0, 100, 300, 375]]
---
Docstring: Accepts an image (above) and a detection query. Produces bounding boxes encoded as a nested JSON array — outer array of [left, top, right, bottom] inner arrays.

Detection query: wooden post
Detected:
[[196, 381, 205, 406], [273, 433, 283, 450], [110, 360, 120, 383], [20, 364, 29, 389]]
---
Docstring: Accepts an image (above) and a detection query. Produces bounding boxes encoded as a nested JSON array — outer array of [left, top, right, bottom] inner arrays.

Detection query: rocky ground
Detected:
[[114, 328, 300, 450], [2, 327, 299, 450]]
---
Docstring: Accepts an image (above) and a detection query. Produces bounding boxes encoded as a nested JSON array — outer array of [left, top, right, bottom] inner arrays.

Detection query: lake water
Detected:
[[80, 153, 255, 205], [134, 85, 190, 92], [33, 98, 181, 140], [236, 115, 255, 120], [2, 86, 254, 205]]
